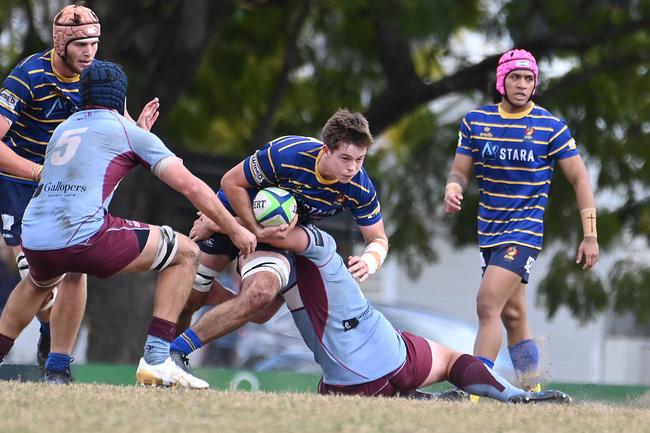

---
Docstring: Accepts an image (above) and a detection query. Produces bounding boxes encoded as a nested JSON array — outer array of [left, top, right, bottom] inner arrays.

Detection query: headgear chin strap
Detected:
[[53, 5, 101, 60], [496, 49, 538, 96], [80, 61, 128, 115]]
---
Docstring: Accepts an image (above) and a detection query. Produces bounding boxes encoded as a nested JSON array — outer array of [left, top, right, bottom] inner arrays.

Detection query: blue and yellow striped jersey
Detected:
[[0, 49, 85, 185], [456, 103, 579, 250], [226, 135, 382, 226]]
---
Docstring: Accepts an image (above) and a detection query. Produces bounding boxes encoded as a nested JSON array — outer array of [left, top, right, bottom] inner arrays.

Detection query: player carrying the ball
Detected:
[[167, 109, 389, 374]]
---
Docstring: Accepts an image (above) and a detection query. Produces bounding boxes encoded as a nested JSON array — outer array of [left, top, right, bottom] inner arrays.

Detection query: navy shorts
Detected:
[[199, 233, 297, 292], [0, 178, 36, 247], [480, 244, 540, 284]]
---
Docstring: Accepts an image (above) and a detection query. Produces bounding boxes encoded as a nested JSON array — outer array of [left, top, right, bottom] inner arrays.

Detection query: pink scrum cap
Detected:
[[495, 49, 538, 96], [52, 5, 101, 60]]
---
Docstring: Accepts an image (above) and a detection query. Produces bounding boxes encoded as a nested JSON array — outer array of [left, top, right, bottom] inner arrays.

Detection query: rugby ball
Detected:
[[253, 187, 297, 227]]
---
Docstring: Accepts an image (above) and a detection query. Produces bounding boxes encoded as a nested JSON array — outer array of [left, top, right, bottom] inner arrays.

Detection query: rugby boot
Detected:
[[508, 389, 572, 404], [44, 368, 74, 385], [36, 332, 50, 377], [136, 356, 208, 389], [170, 350, 190, 372]]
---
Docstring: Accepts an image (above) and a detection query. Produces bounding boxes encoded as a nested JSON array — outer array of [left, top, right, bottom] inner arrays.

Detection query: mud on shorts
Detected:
[[23, 214, 150, 283], [0, 179, 36, 247], [479, 244, 540, 284], [317, 331, 432, 397]]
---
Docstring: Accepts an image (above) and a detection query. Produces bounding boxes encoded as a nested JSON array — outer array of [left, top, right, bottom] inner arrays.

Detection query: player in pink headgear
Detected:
[[444, 48, 599, 396]]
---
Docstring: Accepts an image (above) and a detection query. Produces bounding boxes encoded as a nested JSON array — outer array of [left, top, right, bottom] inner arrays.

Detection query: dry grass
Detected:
[[1, 382, 650, 433]]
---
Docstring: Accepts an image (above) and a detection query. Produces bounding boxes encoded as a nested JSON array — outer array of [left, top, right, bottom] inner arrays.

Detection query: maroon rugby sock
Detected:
[[147, 317, 176, 342], [0, 333, 15, 362], [448, 353, 505, 391]]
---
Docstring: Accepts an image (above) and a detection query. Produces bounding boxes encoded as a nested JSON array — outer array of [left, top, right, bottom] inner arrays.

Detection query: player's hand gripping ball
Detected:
[[253, 187, 297, 227]]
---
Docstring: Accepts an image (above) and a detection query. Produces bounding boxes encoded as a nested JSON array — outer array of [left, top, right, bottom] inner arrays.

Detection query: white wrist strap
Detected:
[[360, 237, 389, 275]]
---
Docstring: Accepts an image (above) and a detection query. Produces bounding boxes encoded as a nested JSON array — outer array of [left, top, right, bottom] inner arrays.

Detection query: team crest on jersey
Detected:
[[0, 89, 17, 110], [504, 246, 519, 261], [481, 142, 499, 161], [524, 127, 534, 140], [334, 193, 345, 205], [45, 89, 76, 119]]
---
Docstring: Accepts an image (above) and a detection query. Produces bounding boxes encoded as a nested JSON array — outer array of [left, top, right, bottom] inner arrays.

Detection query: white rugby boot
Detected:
[[136, 356, 209, 389]]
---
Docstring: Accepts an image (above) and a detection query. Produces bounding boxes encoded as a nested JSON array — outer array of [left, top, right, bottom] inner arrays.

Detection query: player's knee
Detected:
[[175, 236, 200, 269], [476, 299, 500, 321], [242, 274, 279, 310]]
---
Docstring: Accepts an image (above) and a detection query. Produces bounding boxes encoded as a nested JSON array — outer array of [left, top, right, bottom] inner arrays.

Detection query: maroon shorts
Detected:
[[318, 331, 432, 397], [23, 214, 150, 282]]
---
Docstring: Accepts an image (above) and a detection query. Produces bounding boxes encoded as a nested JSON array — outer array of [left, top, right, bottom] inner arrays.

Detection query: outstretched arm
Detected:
[[558, 155, 599, 269], [158, 159, 257, 257]]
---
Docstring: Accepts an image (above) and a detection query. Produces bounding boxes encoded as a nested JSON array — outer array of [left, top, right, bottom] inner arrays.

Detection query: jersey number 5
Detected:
[[50, 127, 88, 166]]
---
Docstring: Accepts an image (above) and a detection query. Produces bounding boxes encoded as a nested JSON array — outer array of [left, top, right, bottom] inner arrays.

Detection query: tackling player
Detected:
[[169, 110, 389, 364], [0, 4, 159, 380], [443, 49, 599, 390], [0, 61, 256, 387]]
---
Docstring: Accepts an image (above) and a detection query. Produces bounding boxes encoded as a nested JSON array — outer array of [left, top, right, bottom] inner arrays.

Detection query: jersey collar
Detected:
[[50, 50, 80, 83], [315, 149, 338, 185], [498, 102, 534, 119]]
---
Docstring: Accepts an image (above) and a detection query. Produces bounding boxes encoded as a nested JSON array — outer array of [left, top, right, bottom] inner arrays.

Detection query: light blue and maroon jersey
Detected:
[[283, 225, 405, 385], [0, 49, 87, 185], [456, 103, 579, 250], [21, 109, 174, 250], [218, 135, 381, 226]]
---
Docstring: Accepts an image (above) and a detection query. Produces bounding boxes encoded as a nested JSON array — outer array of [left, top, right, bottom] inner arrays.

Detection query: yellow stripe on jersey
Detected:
[[298, 152, 317, 159], [480, 240, 542, 250], [479, 203, 545, 212], [476, 175, 551, 187], [279, 138, 321, 152], [470, 135, 524, 143], [269, 135, 293, 145], [28, 69, 45, 75], [21, 147, 45, 157], [266, 146, 277, 177], [478, 228, 543, 237], [475, 162, 553, 172], [287, 179, 313, 189], [462, 118, 471, 130], [22, 110, 65, 124], [479, 189, 548, 200], [33, 93, 61, 103], [6, 75, 34, 99], [357, 204, 381, 220], [457, 144, 472, 152], [548, 138, 576, 156], [0, 173, 32, 181], [549, 125, 568, 143], [281, 163, 315, 176], [0, 89, 26, 108], [350, 180, 369, 194], [527, 114, 560, 121], [356, 192, 378, 209], [303, 195, 333, 206], [12, 130, 48, 145], [471, 121, 526, 129], [478, 216, 544, 224]]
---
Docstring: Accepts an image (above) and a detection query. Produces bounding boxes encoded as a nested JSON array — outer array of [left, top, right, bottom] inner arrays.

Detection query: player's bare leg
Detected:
[[123, 226, 208, 389], [473, 265, 522, 363], [502, 283, 540, 390]]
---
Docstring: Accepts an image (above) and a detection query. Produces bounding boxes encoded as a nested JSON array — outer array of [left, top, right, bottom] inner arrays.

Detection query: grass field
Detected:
[[1, 382, 650, 433]]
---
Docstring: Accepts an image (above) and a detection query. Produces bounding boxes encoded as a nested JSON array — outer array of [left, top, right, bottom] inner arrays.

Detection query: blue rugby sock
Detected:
[[170, 329, 203, 356], [143, 335, 170, 365], [509, 339, 540, 387], [476, 356, 495, 369], [39, 321, 50, 337], [45, 352, 72, 373]]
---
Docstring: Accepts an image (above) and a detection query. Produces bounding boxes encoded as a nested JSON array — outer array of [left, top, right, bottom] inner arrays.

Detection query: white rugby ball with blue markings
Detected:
[[253, 187, 297, 227]]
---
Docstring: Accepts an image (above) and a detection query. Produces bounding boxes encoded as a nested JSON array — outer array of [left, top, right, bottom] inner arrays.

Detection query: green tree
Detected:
[[3, 0, 650, 361]]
